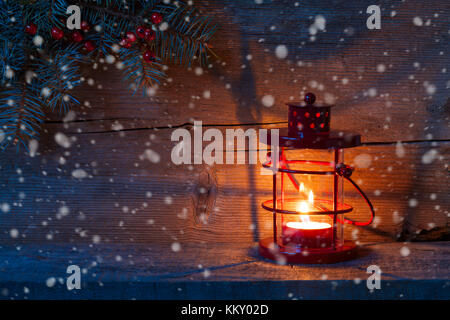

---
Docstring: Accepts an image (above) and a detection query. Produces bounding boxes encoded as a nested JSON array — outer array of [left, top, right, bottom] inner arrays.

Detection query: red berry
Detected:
[[84, 40, 95, 52], [120, 38, 132, 48], [126, 31, 137, 43], [143, 50, 156, 63], [81, 21, 90, 32], [25, 23, 37, 35], [144, 28, 156, 41], [72, 31, 83, 43], [51, 27, 64, 40], [136, 26, 146, 39], [150, 12, 163, 24]]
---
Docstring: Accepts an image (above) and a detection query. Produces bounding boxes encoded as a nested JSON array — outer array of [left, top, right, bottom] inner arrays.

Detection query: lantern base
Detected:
[[258, 238, 358, 264]]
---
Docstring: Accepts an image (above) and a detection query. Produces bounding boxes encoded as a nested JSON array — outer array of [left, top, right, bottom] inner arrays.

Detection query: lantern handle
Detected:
[[279, 157, 375, 226], [342, 175, 375, 226]]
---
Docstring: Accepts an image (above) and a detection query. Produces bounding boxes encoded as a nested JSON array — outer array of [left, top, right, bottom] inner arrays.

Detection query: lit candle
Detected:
[[282, 187, 332, 248], [282, 221, 332, 248]]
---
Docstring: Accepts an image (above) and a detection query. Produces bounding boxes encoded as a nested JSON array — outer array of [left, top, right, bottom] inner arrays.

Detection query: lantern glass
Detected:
[[272, 148, 346, 251]]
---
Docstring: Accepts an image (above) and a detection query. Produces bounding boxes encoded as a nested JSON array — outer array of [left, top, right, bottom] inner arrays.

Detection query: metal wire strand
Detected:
[[342, 176, 375, 226]]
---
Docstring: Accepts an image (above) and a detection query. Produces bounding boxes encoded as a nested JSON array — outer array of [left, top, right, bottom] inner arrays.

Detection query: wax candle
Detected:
[[282, 221, 332, 248]]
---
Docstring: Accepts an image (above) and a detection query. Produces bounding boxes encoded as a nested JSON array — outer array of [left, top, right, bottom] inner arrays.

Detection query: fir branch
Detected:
[[0, 41, 25, 84], [0, 0, 217, 150], [158, 3, 217, 66], [119, 46, 165, 95], [0, 80, 45, 150], [26, 0, 68, 33], [77, 0, 216, 66], [36, 45, 82, 113]]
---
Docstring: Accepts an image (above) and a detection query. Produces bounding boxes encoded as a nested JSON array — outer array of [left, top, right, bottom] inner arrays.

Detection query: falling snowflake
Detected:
[[140, 149, 161, 163], [353, 154, 372, 168], [400, 246, 410, 257], [105, 55, 116, 64], [9, 229, 19, 238], [2, 202, 12, 213], [5, 66, 14, 79], [275, 45, 288, 59], [165, 196, 173, 205], [377, 64, 386, 73], [408, 198, 418, 207], [422, 149, 438, 164], [55, 132, 72, 148], [33, 35, 44, 46], [159, 22, 169, 31], [41, 87, 51, 97], [72, 169, 88, 179], [194, 67, 203, 76], [261, 95, 275, 107], [92, 235, 101, 244], [56, 206, 70, 220], [413, 17, 423, 26], [423, 82, 437, 95], [63, 111, 76, 123], [309, 15, 326, 36], [395, 141, 405, 158], [29, 139, 38, 157], [171, 242, 181, 252], [46, 277, 56, 287]]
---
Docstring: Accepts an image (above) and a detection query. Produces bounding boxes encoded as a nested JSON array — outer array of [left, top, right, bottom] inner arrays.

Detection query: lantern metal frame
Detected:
[[258, 94, 375, 264]]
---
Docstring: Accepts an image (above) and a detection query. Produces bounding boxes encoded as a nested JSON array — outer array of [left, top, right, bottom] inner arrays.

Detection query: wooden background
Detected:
[[0, 0, 449, 249]]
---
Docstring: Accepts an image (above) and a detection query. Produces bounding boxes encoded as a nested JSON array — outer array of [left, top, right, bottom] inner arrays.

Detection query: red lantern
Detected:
[[259, 93, 375, 264]]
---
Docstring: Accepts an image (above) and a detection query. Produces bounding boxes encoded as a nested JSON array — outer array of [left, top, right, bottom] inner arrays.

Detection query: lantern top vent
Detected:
[[286, 92, 333, 108], [268, 93, 361, 149]]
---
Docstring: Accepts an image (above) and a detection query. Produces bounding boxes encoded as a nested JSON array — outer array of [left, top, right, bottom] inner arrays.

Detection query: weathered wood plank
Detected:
[[0, 124, 448, 244], [0, 0, 449, 247], [43, 0, 450, 143], [0, 242, 448, 299]]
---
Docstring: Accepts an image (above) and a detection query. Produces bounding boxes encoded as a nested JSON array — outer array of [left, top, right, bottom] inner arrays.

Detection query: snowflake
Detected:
[[261, 95, 275, 107], [72, 169, 88, 179], [171, 242, 181, 252], [400, 246, 410, 257], [275, 45, 288, 59], [413, 17, 423, 26], [55, 132, 72, 148]]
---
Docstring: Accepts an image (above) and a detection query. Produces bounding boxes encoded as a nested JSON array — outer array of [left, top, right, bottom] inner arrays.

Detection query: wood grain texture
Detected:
[[0, 242, 448, 299], [0, 123, 448, 244], [43, 0, 450, 143], [0, 0, 449, 247]]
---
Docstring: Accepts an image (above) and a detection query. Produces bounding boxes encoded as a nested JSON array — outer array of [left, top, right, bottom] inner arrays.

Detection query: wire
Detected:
[[341, 176, 375, 226]]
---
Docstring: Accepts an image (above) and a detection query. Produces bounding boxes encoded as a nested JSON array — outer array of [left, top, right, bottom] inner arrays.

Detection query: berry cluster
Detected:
[[25, 20, 95, 52], [24, 12, 164, 61], [120, 12, 163, 63]]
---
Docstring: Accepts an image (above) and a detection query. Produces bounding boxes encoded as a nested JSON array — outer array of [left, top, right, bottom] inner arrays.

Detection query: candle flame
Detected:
[[308, 190, 314, 204], [299, 182, 305, 192], [297, 201, 310, 213], [296, 186, 315, 216], [296, 184, 315, 224]]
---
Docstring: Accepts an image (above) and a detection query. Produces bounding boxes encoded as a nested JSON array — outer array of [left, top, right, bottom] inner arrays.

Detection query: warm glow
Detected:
[[296, 185, 315, 214], [299, 182, 305, 192], [296, 185, 316, 222], [297, 201, 310, 213], [308, 190, 314, 204], [286, 221, 331, 230]]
